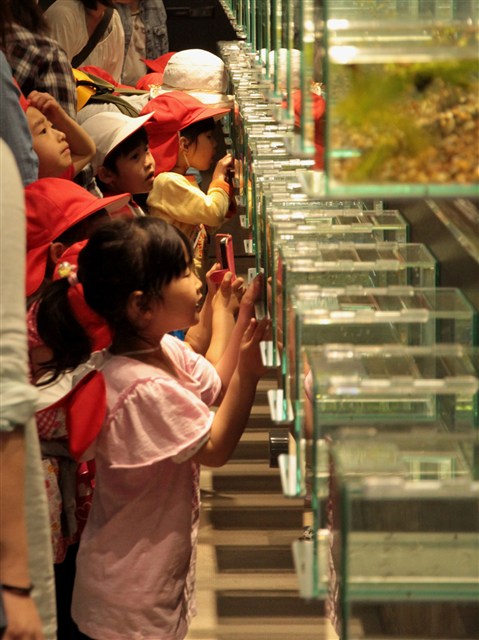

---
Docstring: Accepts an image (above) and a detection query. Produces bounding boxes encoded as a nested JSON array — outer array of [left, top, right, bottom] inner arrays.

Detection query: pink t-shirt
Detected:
[[72, 335, 221, 640]]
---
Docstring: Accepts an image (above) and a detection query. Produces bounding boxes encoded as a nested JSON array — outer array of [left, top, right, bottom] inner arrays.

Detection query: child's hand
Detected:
[[237, 317, 270, 379], [205, 262, 222, 295], [212, 153, 233, 182], [238, 272, 263, 319], [27, 90, 64, 122], [213, 271, 245, 317]]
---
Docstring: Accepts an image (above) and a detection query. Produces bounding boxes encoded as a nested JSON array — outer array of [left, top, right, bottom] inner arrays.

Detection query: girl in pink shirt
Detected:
[[36, 216, 267, 639]]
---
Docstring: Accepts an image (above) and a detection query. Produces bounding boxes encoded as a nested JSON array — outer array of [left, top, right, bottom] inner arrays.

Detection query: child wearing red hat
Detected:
[[142, 91, 235, 277], [23, 90, 96, 179], [24, 179, 131, 638]]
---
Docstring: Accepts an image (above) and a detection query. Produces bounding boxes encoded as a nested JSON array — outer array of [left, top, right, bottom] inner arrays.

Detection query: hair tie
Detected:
[[56, 261, 79, 286]]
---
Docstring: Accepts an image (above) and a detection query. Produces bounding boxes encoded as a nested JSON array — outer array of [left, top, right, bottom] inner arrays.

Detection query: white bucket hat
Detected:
[[156, 49, 234, 109], [81, 111, 155, 172]]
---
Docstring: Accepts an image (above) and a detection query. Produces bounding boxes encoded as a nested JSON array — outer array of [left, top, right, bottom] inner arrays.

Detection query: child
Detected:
[[24, 89, 96, 179], [142, 90, 235, 276], [24, 177, 131, 638], [26, 177, 130, 302], [36, 216, 268, 639], [81, 110, 156, 206]]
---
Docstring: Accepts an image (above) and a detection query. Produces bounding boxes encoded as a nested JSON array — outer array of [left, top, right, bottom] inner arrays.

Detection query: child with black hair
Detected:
[[24, 90, 96, 179], [81, 110, 156, 210], [142, 91, 235, 277], [36, 216, 268, 640]]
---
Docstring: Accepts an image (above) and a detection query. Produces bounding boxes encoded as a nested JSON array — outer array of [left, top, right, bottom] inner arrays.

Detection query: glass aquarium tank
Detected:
[[292, 0, 479, 197], [276, 286, 476, 497], [270, 241, 437, 372], [324, 429, 479, 639], [306, 343, 479, 436]]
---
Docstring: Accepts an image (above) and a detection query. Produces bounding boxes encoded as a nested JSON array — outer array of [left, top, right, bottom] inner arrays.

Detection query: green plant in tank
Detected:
[[332, 59, 478, 181]]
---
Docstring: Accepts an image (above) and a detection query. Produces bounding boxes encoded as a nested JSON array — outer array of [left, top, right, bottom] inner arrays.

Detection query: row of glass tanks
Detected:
[[217, 1, 478, 638]]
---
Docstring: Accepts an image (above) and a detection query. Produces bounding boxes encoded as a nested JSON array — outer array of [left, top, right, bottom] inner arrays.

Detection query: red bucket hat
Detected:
[[141, 51, 176, 75], [140, 91, 230, 174], [25, 178, 131, 297]]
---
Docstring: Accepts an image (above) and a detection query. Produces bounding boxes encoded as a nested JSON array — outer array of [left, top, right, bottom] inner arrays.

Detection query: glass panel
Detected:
[[273, 242, 438, 377], [306, 344, 479, 435], [327, 431, 479, 638], [286, 287, 476, 496], [324, 17, 479, 197]]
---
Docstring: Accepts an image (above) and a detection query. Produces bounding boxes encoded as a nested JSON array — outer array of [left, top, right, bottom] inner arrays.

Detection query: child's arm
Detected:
[[149, 171, 231, 228], [213, 273, 263, 390], [27, 91, 95, 176], [184, 263, 220, 355], [191, 315, 269, 467]]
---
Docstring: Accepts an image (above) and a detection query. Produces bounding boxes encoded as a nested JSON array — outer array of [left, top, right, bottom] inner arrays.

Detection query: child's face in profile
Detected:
[[186, 130, 217, 172], [103, 142, 156, 195], [26, 106, 72, 178]]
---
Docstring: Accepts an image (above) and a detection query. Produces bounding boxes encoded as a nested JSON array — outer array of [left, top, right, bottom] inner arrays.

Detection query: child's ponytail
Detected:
[[36, 277, 97, 384]]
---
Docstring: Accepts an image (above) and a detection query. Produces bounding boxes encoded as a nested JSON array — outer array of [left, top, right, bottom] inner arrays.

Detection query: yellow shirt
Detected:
[[147, 172, 232, 274]]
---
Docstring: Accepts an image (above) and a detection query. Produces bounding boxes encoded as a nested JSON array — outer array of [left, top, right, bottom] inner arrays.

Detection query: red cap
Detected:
[[141, 51, 176, 74], [135, 72, 165, 91], [25, 178, 131, 297], [140, 91, 230, 174]]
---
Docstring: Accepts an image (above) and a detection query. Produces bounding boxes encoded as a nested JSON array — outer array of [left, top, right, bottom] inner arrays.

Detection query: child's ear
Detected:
[[178, 136, 189, 153], [126, 291, 153, 326], [50, 241, 67, 265], [97, 165, 116, 186]]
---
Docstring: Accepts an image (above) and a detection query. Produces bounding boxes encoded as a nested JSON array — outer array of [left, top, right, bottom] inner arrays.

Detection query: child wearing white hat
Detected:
[[81, 110, 156, 209]]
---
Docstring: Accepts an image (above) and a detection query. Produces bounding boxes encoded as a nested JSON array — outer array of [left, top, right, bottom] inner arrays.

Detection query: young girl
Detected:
[[142, 91, 235, 277], [36, 216, 267, 640]]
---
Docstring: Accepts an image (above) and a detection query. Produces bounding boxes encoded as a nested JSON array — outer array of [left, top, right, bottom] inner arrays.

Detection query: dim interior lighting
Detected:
[[329, 45, 358, 64]]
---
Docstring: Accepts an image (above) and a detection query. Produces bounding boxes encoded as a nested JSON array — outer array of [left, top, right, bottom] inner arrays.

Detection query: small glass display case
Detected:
[[258, 209, 408, 372], [283, 283, 477, 425], [306, 343, 479, 437], [324, 430, 479, 639], [276, 287, 477, 497], [268, 242, 438, 370], [298, 2, 479, 198]]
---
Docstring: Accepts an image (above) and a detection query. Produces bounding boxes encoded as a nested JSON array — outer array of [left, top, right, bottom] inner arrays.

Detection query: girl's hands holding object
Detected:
[[212, 153, 233, 182], [212, 270, 245, 318]]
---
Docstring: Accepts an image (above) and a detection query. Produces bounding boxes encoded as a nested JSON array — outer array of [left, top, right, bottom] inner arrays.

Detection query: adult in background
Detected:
[[44, 0, 125, 84], [0, 140, 57, 640], [114, 0, 169, 87], [3, 0, 77, 119]]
